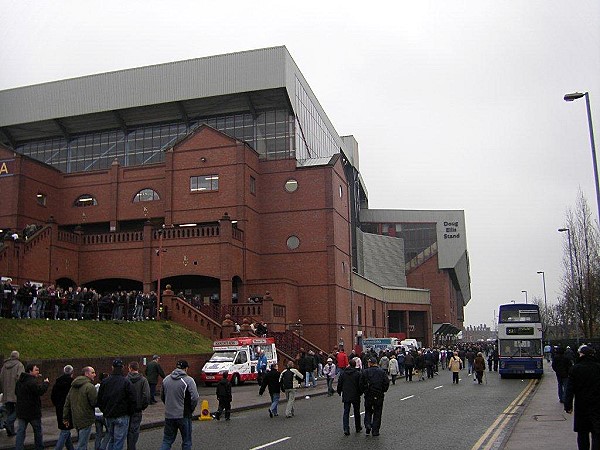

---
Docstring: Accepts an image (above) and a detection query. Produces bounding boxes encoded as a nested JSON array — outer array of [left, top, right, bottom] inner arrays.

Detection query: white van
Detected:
[[200, 337, 277, 386]]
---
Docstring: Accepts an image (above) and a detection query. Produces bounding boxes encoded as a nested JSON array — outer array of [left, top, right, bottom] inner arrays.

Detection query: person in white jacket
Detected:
[[322, 359, 336, 396], [388, 355, 400, 385]]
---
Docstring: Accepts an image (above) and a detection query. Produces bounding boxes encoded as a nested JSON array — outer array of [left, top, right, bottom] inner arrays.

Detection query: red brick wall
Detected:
[[407, 254, 456, 326]]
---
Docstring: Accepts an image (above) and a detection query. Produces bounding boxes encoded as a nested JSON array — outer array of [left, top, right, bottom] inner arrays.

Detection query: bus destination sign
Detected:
[[506, 326, 534, 335]]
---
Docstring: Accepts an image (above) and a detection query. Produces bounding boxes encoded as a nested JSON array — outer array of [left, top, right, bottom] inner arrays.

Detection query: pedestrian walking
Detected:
[[448, 351, 462, 384], [564, 345, 600, 450], [256, 350, 268, 388], [388, 355, 399, 385], [159, 360, 199, 450], [63, 366, 97, 450], [51, 365, 75, 450], [259, 363, 281, 417], [474, 352, 486, 384], [15, 363, 50, 450], [337, 359, 363, 436], [126, 361, 150, 450], [97, 360, 136, 450], [360, 357, 389, 436], [145, 355, 165, 404], [0, 350, 25, 437], [552, 347, 573, 403], [279, 361, 303, 418], [212, 370, 232, 420], [322, 358, 336, 396], [404, 352, 414, 382]]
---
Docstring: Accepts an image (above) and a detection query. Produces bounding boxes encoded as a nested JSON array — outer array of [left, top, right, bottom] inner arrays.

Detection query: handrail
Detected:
[[153, 225, 219, 240], [82, 231, 143, 245]]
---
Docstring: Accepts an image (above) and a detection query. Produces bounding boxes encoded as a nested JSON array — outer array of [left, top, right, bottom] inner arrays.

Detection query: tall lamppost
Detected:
[[564, 92, 600, 222], [559, 227, 579, 342], [521, 290, 528, 304], [156, 225, 166, 321], [537, 271, 548, 329]]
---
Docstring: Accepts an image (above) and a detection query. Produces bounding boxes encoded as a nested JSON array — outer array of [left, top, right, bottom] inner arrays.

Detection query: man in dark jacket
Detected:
[[15, 363, 50, 450], [259, 363, 281, 417], [360, 357, 389, 437], [145, 355, 165, 404], [564, 345, 600, 450], [213, 370, 232, 421], [97, 359, 136, 450], [552, 347, 573, 403], [126, 361, 150, 450], [337, 359, 363, 435], [50, 364, 75, 450]]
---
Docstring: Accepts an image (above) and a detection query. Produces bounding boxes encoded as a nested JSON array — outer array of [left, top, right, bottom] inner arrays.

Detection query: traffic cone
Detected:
[[200, 399, 212, 420]]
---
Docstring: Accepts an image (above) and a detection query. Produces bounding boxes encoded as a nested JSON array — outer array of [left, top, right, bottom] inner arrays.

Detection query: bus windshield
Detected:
[[499, 308, 540, 323], [499, 339, 542, 357]]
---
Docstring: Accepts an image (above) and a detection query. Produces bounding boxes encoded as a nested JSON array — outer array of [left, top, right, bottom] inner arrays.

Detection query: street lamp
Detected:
[[521, 290, 528, 304], [559, 227, 579, 342], [537, 271, 548, 325], [156, 225, 166, 321], [564, 91, 600, 222]]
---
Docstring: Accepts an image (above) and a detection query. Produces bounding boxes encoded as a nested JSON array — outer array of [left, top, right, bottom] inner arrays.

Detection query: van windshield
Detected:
[[209, 351, 236, 362]]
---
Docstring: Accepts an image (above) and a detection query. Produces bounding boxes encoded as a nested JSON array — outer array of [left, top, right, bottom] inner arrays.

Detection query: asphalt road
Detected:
[[135, 370, 532, 450]]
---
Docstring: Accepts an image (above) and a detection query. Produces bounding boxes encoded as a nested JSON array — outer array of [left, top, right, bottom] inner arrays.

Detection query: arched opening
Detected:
[[232, 275, 243, 303], [55, 277, 77, 290]]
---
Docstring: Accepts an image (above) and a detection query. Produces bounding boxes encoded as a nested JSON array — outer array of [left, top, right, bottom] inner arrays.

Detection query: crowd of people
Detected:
[[0, 350, 202, 450], [253, 342, 499, 437], [0, 281, 160, 322]]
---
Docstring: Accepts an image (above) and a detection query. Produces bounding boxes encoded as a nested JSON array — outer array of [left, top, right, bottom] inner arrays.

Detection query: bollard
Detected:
[[200, 399, 212, 420]]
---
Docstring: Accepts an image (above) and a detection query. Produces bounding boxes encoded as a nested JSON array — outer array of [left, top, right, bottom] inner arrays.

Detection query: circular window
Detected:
[[285, 179, 298, 192], [286, 235, 300, 250]]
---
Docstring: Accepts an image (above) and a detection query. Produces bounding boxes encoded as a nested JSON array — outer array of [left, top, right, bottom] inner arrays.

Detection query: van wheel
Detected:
[[232, 374, 241, 386]]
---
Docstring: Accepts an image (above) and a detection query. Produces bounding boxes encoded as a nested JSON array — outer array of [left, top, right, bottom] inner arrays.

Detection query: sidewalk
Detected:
[[0, 381, 330, 450], [502, 362, 574, 450]]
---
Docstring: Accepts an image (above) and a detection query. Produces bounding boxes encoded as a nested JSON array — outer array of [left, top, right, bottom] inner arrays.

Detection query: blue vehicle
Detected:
[[497, 303, 544, 378]]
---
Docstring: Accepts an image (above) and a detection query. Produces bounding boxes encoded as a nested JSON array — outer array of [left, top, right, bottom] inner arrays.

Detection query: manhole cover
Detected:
[[533, 415, 567, 422]]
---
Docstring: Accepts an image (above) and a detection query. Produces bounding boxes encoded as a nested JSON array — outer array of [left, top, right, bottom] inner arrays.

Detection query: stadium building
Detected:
[[0, 46, 470, 350]]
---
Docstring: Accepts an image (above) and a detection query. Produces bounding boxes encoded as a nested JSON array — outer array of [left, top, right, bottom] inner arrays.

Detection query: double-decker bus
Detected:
[[497, 303, 544, 378]]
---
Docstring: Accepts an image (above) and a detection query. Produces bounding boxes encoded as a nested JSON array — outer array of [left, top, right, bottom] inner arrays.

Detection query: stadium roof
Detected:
[[0, 46, 359, 167]]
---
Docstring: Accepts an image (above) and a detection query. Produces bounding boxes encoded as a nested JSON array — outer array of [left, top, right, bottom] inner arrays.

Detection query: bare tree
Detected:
[[560, 191, 600, 339]]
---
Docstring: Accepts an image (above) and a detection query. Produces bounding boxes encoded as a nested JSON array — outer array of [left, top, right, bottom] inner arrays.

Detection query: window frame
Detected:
[[190, 174, 219, 193]]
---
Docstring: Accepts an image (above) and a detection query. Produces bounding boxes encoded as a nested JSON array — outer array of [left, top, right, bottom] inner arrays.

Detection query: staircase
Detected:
[[271, 330, 325, 360]]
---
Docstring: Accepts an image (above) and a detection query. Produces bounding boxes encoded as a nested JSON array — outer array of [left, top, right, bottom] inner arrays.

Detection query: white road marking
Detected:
[[400, 395, 414, 401], [350, 411, 365, 418], [434, 385, 443, 389], [250, 437, 291, 450]]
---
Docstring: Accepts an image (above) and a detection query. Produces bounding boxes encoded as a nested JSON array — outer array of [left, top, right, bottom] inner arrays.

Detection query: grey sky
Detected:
[[1, 0, 598, 327]]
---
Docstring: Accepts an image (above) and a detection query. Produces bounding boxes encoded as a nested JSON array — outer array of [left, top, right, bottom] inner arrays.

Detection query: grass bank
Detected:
[[0, 319, 213, 360]]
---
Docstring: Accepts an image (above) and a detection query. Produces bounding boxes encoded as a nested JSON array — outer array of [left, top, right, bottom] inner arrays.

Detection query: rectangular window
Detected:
[[357, 306, 362, 326], [250, 176, 256, 195], [190, 174, 219, 192]]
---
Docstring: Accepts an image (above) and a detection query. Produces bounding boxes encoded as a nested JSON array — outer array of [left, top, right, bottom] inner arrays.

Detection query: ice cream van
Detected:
[[200, 337, 277, 386]]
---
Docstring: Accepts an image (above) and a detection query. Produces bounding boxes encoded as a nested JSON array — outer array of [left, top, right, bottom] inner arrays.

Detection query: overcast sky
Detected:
[[1, 0, 599, 327]]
